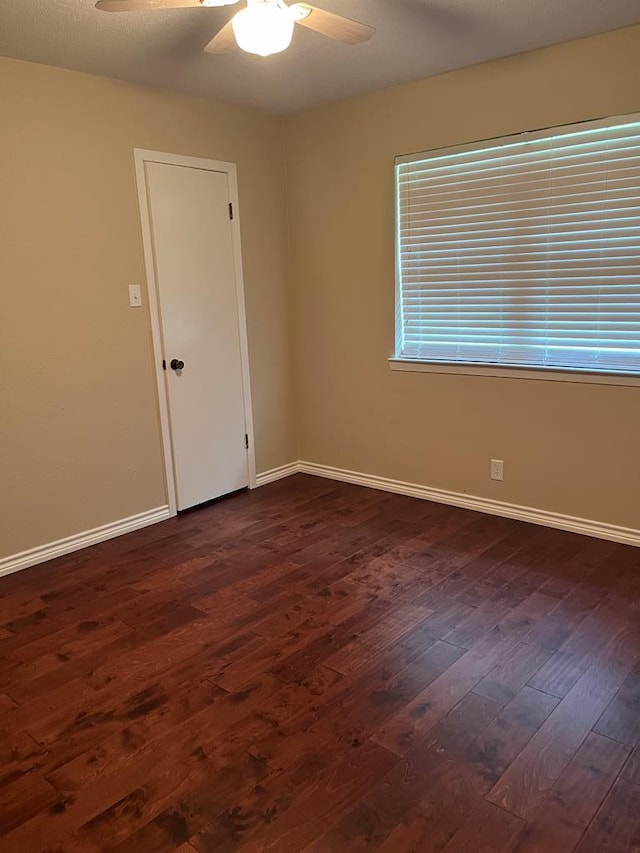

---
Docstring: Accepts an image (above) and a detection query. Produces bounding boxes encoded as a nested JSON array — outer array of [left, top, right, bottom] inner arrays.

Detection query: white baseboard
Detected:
[[0, 506, 171, 579], [4, 459, 636, 581], [255, 462, 301, 487], [257, 459, 639, 547]]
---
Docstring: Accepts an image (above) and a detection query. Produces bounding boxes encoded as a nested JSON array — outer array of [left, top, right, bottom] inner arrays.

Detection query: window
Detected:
[[395, 114, 640, 377]]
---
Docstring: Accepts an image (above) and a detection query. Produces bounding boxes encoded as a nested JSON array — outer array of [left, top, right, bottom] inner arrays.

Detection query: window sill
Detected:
[[389, 358, 640, 387]]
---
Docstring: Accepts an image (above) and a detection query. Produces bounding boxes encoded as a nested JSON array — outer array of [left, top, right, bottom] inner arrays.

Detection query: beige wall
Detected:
[[284, 25, 640, 530], [0, 58, 295, 558], [3, 24, 640, 561]]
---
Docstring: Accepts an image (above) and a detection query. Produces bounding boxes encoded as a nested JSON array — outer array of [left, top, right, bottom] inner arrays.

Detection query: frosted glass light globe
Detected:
[[232, 1, 294, 57]]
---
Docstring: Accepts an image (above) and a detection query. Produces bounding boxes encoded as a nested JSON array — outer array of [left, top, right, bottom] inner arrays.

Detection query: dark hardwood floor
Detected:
[[1, 474, 639, 852]]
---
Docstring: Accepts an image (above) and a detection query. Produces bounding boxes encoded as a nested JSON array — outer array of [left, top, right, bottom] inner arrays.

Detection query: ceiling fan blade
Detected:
[[96, 0, 205, 11], [291, 3, 375, 45], [204, 20, 237, 54]]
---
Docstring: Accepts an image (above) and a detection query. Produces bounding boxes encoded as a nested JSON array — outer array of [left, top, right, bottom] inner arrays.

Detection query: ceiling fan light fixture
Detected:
[[232, 0, 294, 57]]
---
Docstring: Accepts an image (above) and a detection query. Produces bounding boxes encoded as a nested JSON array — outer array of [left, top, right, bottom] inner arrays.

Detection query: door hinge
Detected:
[[162, 359, 167, 371], [245, 434, 249, 450], [228, 202, 234, 220]]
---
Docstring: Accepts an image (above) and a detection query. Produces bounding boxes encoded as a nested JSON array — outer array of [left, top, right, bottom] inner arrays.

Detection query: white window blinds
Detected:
[[396, 115, 640, 374]]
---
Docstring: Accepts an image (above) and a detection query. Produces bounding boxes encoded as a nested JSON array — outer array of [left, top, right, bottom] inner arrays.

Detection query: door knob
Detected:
[[170, 358, 185, 371]]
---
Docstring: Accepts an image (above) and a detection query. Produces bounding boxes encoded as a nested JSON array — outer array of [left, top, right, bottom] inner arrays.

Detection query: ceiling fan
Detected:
[[95, 0, 375, 58]]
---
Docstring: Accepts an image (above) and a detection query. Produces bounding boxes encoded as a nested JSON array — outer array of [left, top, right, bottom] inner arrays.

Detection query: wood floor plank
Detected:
[[440, 800, 524, 852], [574, 777, 640, 852], [0, 474, 638, 851], [0, 594, 48, 628], [443, 587, 521, 649], [322, 602, 434, 675], [0, 692, 17, 714], [527, 648, 590, 698], [0, 773, 61, 836], [523, 583, 602, 651], [468, 685, 559, 788], [84, 620, 263, 692], [350, 692, 503, 852], [621, 741, 640, 785], [2, 702, 272, 850], [474, 641, 552, 706], [305, 686, 549, 853], [592, 670, 640, 747], [512, 731, 630, 852], [371, 594, 556, 757], [249, 638, 466, 775], [487, 624, 639, 819], [41, 675, 229, 795], [191, 740, 399, 853], [3, 620, 141, 701], [0, 728, 49, 788]]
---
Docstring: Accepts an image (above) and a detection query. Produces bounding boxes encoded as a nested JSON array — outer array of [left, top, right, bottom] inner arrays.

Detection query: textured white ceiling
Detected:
[[1, 0, 639, 114]]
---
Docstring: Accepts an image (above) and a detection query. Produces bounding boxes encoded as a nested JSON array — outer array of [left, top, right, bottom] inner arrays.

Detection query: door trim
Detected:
[[134, 148, 257, 517]]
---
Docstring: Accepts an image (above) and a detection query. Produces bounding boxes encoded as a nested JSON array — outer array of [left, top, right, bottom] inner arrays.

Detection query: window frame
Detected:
[[392, 112, 640, 386]]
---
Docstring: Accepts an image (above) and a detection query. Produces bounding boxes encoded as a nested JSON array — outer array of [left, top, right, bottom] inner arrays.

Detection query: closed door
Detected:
[[145, 161, 249, 510]]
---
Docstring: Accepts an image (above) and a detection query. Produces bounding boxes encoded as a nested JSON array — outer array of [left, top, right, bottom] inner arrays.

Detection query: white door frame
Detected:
[[134, 148, 257, 517]]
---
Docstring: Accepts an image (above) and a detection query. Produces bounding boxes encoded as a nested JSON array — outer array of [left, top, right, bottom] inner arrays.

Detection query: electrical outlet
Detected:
[[128, 284, 142, 307], [491, 459, 504, 481]]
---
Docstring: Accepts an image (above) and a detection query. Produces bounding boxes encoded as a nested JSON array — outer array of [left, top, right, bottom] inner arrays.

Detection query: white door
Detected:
[[145, 161, 249, 510]]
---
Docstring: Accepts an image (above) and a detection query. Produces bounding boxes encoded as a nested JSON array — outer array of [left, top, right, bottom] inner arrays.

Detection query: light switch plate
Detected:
[[128, 284, 142, 307]]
